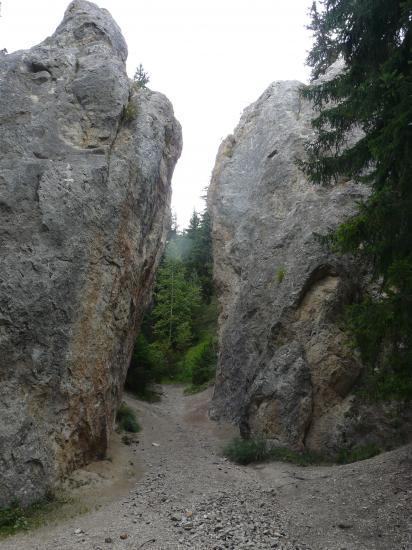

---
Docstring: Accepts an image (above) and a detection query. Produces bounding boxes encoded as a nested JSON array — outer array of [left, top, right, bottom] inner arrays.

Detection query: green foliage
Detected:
[[337, 444, 381, 464], [125, 334, 164, 400], [133, 63, 150, 88], [275, 266, 286, 284], [300, 0, 412, 398], [346, 297, 412, 400], [191, 337, 217, 386], [0, 494, 61, 538], [151, 256, 202, 354], [177, 335, 217, 386], [184, 211, 214, 301], [224, 438, 381, 466], [127, 206, 217, 393], [0, 503, 27, 536], [116, 403, 141, 433], [223, 438, 268, 465], [177, 339, 209, 382], [269, 447, 323, 466], [123, 101, 137, 122], [223, 438, 322, 466]]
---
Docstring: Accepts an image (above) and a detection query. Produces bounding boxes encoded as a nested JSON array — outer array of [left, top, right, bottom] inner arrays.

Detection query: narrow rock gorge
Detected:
[[208, 76, 411, 455], [0, 0, 181, 506]]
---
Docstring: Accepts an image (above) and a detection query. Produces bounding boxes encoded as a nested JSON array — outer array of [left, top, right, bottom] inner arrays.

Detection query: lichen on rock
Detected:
[[0, 0, 181, 506]]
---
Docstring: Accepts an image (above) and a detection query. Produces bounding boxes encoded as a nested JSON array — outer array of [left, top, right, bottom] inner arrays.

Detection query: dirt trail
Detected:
[[1, 385, 411, 550]]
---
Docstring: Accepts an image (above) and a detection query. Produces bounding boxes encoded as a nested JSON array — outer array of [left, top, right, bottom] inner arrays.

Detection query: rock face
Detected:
[[0, 0, 181, 505], [208, 79, 411, 455]]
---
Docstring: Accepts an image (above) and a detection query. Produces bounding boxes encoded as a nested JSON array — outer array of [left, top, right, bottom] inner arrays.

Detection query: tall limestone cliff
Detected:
[[0, 0, 182, 505], [208, 78, 411, 456]]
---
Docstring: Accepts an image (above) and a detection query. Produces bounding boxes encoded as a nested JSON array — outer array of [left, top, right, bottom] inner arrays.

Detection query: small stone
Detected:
[[119, 533, 128, 540]]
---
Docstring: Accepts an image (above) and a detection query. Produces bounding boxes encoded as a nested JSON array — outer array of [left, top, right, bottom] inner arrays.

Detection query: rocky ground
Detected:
[[1, 385, 411, 550]]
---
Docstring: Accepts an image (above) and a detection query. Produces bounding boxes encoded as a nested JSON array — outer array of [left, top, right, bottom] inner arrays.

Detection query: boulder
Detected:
[[208, 79, 411, 455], [0, 0, 181, 505]]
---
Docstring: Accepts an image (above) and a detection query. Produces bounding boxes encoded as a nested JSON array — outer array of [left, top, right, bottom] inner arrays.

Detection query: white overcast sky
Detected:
[[0, 0, 313, 228]]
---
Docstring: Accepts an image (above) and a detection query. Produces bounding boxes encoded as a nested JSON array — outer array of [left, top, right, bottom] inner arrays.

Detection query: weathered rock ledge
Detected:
[[0, 0, 181, 505], [208, 78, 411, 455]]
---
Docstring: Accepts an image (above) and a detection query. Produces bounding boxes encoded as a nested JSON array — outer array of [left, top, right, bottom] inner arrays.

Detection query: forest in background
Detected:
[[127, 0, 412, 404], [126, 209, 217, 398]]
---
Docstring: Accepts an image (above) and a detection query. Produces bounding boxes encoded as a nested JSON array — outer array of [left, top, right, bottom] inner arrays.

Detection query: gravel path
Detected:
[[1, 385, 411, 550]]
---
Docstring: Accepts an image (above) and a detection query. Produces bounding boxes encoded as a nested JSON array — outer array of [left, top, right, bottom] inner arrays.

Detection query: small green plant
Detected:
[[0, 493, 66, 539], [0, 503, 27, 536], [116, 403, 141, 433], [269, 447, 322, 466], [191, 337, 217, 387], [336, 443, 381, 464], [223, 437, 323, 466], [133, 63, 150, 88], [222, 136, 235, 158], [176, 336, 217, 388], [123, 101, 137, 122], [275, 266, 286, 284], [223, 438, 268, 465], [125, 334, 165, 400]]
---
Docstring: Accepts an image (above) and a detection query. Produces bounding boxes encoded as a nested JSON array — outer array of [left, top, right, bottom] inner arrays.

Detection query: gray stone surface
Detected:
[[0, 0, 181, 505], [208, 79, 411, 454]]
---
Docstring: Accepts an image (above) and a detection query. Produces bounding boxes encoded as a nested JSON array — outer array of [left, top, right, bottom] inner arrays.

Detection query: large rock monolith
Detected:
[[0, 0, 181, 505], [208, 76, 411, 456]]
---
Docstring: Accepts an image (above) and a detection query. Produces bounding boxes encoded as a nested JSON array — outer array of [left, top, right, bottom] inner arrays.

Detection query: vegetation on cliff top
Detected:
[[300, 0, 412, 399]]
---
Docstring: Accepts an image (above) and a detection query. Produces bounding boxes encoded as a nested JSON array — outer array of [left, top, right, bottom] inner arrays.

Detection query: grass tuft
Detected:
[[275, 266, 286, 284], [116, 403, 141, 433], [223, 437, 323, 466], [0, 494, 69, 539], [224, 437, 383, 467], [123, 102, 138, 122], [0, 503, 27, 536], [269, 446, 323, 466], [336, 443, 381, 464], [223, 438, 268, 465]]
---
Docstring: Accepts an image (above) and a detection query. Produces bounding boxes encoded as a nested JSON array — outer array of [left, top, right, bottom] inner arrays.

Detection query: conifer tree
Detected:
[[127, 207, 216, 389], [151, 256, 202, 351], [185, 211, 214, 300], [133, 63, 150, 88], [300, 0, 412, 398]]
